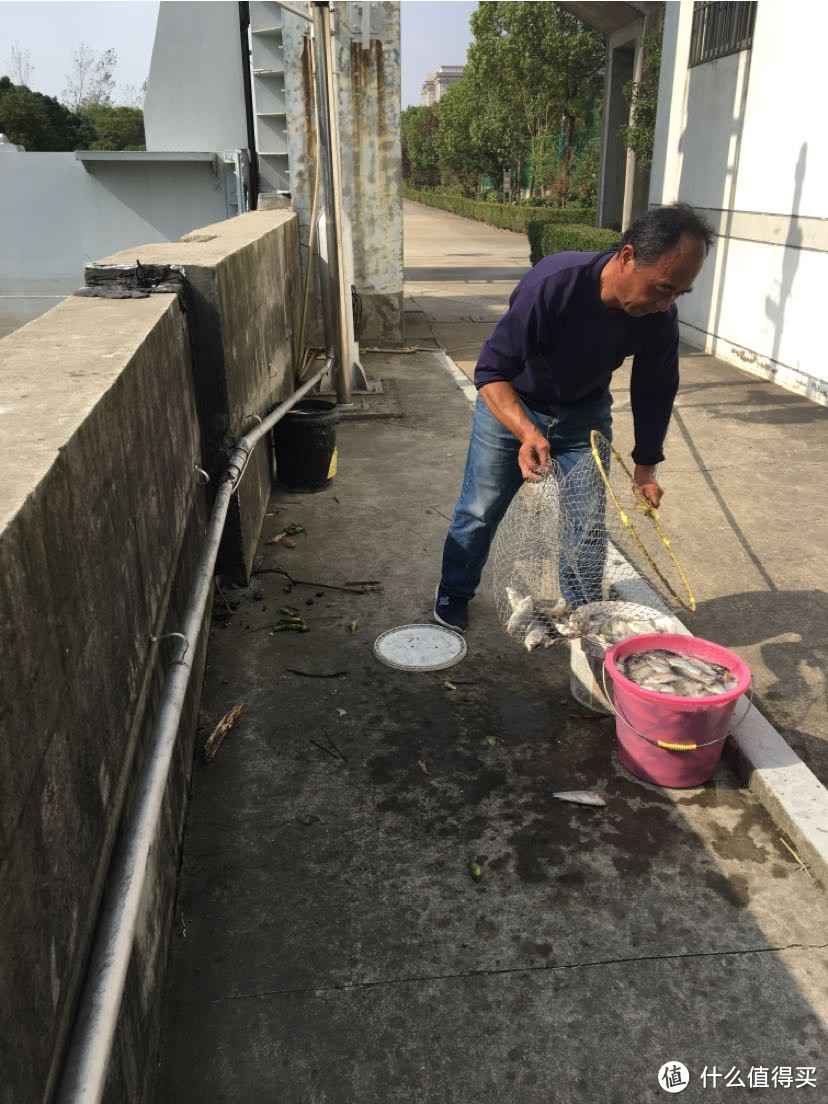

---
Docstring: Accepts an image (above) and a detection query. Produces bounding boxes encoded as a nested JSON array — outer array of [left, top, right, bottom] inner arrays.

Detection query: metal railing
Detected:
[[689, 1, 757, 67]]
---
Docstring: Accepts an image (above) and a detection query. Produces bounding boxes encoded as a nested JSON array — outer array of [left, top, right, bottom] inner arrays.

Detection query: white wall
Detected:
[[650, 1, 828, 404], [0, 154, 232, 326], [144, 1, 249, 153]]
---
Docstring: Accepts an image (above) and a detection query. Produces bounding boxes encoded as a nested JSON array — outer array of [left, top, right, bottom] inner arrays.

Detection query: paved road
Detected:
[[155, 348, 828, 1103], [403, 198, 529, 377]]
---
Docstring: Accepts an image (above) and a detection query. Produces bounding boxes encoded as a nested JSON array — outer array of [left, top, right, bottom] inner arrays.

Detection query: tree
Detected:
[[120, 80, 148, 110], [435, 77, 506, 195], [81, 104, 145, 150], [63, 44, 118, 110], [0, 75, 85, 150], [462, 3, 603, 200], [6, 44, 33, 87], [621, 28, 662, 172], [0, 75, 145, 151], [401, 104, 440, 188]]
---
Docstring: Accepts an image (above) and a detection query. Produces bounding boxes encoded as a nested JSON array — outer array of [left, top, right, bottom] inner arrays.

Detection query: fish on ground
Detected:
[[552, 791, 606, 807]]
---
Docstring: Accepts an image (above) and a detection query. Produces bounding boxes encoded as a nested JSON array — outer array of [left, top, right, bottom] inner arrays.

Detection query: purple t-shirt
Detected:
[[474, 249, 679, 465]]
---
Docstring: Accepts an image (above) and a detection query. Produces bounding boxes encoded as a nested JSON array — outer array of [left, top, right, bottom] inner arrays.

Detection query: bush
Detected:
[[402, 185, 596, 235], [528, 221, 619, 266]]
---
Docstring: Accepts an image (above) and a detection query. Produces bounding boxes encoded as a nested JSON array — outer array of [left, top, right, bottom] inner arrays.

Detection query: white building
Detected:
[[651, 1, 827, 405], [420, 65, 465, 105]]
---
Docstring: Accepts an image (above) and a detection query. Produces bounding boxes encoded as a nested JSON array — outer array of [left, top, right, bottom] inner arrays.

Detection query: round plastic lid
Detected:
[[374, 623, 467, 672]]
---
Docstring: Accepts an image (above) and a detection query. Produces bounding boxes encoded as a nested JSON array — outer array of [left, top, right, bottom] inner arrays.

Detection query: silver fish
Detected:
[[664, 654, 719, 682], [641, 669, 680, 686], [552, 791, 606, 807], [536, 597, 570, 619], [662, 677, 707, 697], [553, 612, 583, 638], [524, 620, 550, 652], [506, 586, 528, 613], [506, 595, 534, 636], [620, 648, 735, 698]]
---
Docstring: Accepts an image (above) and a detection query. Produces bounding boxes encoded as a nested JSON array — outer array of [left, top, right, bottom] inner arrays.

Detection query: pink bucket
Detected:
[[603, 634, 751, 788]]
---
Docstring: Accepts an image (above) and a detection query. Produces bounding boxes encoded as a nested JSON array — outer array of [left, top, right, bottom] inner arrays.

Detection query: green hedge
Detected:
[[403, 186, 596, 235], [527, 220, 619, 266]]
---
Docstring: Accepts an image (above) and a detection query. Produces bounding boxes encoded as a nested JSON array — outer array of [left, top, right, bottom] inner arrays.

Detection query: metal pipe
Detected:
[[324, 3, 367, 393], [56, 358, 332, 1104], [312, 1, 351, 406], [234, 149, 248, 214], [273, 0, 313, 24]]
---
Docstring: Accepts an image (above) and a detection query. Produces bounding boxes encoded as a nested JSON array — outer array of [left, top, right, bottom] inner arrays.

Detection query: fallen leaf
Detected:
[[348, 619, 358, 635], [281, 537, 297, 549], [444, 680, 457, 691], [336, 708, 347, 717], [485, 734, 497, 748], [468, 860, 483, 883], [418, 760, 429, 775]]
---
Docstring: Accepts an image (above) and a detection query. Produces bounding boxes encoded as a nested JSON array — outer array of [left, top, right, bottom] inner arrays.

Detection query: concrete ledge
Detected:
[[437, 348, 828, 891], [91, 210, 302, 582], [728, 706, 828, 888]]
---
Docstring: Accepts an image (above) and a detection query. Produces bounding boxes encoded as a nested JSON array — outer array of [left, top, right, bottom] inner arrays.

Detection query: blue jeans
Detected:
[[440, 392, 613, 606]]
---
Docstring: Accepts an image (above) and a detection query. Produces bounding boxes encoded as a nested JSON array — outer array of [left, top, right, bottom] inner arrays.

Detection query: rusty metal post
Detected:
[[312, 0, 351, 405]]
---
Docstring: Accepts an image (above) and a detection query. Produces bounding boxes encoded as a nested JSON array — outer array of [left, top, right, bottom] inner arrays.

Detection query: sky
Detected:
[[0, 0, 477, 107], [0, 2, 161, 101], [400, 0, 476, 107]]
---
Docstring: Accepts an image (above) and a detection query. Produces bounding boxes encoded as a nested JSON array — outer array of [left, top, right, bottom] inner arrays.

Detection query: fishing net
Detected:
[[492, 431, 695, 650]]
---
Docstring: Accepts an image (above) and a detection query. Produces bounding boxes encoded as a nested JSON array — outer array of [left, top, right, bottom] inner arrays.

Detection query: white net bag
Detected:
[[493, 432, 693, 653]]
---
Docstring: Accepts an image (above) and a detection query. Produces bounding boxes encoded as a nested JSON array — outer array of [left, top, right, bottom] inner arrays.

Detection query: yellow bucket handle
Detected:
[[657, 740, 697, 751]]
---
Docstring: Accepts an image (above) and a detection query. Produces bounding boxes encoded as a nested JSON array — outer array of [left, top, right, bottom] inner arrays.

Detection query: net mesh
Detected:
[[492, 432, 695, 650]]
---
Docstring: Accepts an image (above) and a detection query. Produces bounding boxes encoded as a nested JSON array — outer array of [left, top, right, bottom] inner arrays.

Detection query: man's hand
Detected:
[[633, 464, 664, 508], [478, 382, 551, 483], [518, 431, 551, 482]]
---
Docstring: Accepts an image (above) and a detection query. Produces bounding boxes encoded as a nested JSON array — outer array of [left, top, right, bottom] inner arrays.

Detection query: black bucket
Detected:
[[273, 399, 339, 493]]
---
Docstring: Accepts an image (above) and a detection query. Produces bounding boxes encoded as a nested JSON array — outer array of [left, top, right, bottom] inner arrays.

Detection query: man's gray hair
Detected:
[[620, 203, 715, 266]]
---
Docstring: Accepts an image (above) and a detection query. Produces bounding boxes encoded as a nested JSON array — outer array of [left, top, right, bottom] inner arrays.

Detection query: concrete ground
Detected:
[[155, 334, 828, 1099]]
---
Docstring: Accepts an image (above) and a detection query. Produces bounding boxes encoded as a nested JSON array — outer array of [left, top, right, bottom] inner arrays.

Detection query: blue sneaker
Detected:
[[433, 584, 468, 633]]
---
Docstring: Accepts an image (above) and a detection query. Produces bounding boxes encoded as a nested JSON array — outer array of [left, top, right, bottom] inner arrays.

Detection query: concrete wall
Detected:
[[0, 295, 207, 1104], [0, 211, 302, 1104], [144, 1, 249, 153], [650, 2, 828, 404], [0, 152, 235, 331], [93, 210, 301, 583], [282, 0, 404, 345]]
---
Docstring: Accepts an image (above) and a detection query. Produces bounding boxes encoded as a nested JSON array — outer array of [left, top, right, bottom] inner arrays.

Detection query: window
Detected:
[[689, 1, 757, 67]]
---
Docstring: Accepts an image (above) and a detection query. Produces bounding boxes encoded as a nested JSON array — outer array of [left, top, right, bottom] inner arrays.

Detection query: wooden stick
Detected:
[[779, 836, 815, 883], [202, 703, 245, 764]]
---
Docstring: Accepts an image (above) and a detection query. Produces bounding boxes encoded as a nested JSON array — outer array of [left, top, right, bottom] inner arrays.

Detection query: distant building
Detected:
[[420, 65, 465, 105]]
